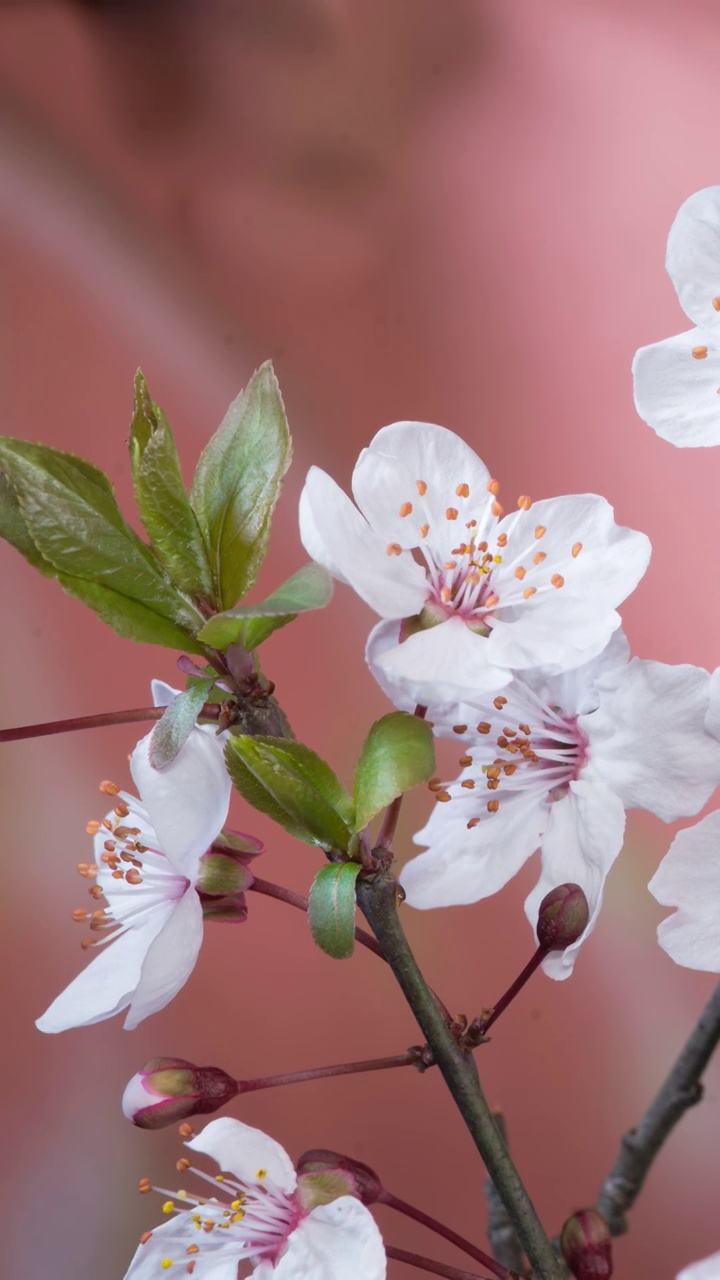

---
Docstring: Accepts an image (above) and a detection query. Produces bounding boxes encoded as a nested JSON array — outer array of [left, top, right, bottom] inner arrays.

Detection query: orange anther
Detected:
[[523, 586, 537, 599], [517, 494, 532, 510], [416, 480, 428, 495], [519, 723, 531, 734], [484, 593, 499, 607], [477, 722, 491, 734], [515, 566, 526, 580], [533, 551, 546, 565], [458, 755, 473, 767], [187, 1264, 196, 1275], [177, 1159, 191, 1172], [99, 781, 120, 796], [140, 1232, 153, 1245], [399, 502, 413, 517], [452, 724, 468, 735], [456, 483, 470, 498], [72, 909, 88, 923], [435, 790, 452, 803], [386, 543, 402, 556], [125, 869, 143, 885], [85, 821, 101, 835], [467, 817, 481, 829], [443, 560, 458, 571], [179, 1123, 195, 1138], [487, 799, 500, 813], [692, 346, 708, 359], [493, 696, 507, 709], [466, 518, 477, 529], [461, 779, 476, 790], [419, 523, 430, 538], [139, 1179, 152, 1194], [487, 478, 500, 495], [81, 937, 98, 950], [496, 533, 507, 548], [446, 507, 459, 521], [572, 542, 582, 558], [89, 885, 104, 900], [534, 525, 546, 539], [114, 802, 130, 818], [440, 586, 452, 602], [503, 763, 517, 776], [551, 574, 565, 588], [713, 297, 720, 311], [491, 501, 504, 517], [186, 1245, 199, 1255], [428, 777, 445, 791]]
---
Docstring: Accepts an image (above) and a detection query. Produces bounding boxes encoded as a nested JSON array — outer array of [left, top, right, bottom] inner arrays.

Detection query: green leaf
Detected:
[[0, 438, 204, 645], [190, 362, 292, 610], [197, 563, 333, 651], [224, 735, 354, 852], [353, 712, 435, 832], [308, 863, 361, 959], [129, 371, 215, 602], [0, 471, 55, 576], [148, 680, 215, 769]]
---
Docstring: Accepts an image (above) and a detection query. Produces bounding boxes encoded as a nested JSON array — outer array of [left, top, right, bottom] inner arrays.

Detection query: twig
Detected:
[[596, 978, 720, 1235], [485, 1113, 526, 1274]]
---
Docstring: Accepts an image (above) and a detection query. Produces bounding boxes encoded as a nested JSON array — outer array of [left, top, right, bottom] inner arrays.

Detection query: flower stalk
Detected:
[[380, 1188, 510, 1280], [385, 1244, 514, 1279]]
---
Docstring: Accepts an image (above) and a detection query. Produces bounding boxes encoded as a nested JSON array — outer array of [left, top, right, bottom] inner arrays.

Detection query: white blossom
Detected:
[[383, 633, 720, 978], [677, 1252, 720, 1280], [125, 1117, 386, 1280], [634, 186, 720, 446], [300, 421, 650, 703]]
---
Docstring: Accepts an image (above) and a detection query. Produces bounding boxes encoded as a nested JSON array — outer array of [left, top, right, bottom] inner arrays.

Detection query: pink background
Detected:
[[1, 2, 720, 1276]]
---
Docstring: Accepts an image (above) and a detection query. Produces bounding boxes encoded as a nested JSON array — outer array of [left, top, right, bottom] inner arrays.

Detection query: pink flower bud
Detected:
[[122, 1057, 239, 1130], [560, 1209, 613, 1279], [537, 883, 590, 951], [296, 1149, 383, 1207]]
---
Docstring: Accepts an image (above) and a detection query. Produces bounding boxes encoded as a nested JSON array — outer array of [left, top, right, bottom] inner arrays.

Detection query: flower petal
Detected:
[[706, 668, 720, 742], [526, 773, 626, 980], [403, 791, 546, 908], [274, 1198, 386, 1280], [633, 328, 720, 447], [650, 811, 720, 972], [151, 679, 181, 708], [351, 420, 492, 556], [124, 889, 203, 1029], [677, 1250, 720, 1280], [299, 466, 426, 617], [666, 187, 720, 328], [123, 1211, 242, 1280], [368, 614, 511, 706], [587, 659, 720, 821], [35, 916, 165, 1033], [186, 1117, 297, 1195], [131, 725, 231, 877]]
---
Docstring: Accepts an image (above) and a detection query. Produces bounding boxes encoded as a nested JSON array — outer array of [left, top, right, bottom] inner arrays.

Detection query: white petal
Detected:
[[151, 679, 181, 708], [123, 1211, 242, 1280], [487, 599, 622, 675], [666, 187, 720, 328], [131, 726, 231, 877], [187, 1117, 297, 1195], [402, 792, 546, 908], [369, 614, 511, 706], [125, 890, 203, 1029], [351, 420, 492, 555], [587, 659, 720, 821], [706, 668, 720, 742], [35, 916, 165, 1033], [677, 1250, 720, 1280], [526, 774, 626, 980], [633, 329, 720, 447], [650, 811, 720, 972], [274, 1198, 386, 1280], [299, 466, 426, 617]]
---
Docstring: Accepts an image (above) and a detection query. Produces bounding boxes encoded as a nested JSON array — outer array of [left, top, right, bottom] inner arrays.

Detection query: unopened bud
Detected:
[[122, 1057, 239, 1130], [560, 1209, 613, 1279], [537, 883, 589, 951], [295, 1149, 383, 1209]]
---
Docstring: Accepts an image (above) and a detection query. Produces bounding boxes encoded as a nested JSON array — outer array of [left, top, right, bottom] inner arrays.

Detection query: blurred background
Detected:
[[1, 1, 720, 1276]]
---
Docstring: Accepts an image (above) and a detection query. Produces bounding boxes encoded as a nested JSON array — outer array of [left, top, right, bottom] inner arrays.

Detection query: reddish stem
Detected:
[[381, 1190, 510, 1280], [248, 875, 385, 961], [239, 1051, 421, 1093], [385, 1246, 498, 1279], [471, 946, 548, 1039], [0, 703, 221, 743]]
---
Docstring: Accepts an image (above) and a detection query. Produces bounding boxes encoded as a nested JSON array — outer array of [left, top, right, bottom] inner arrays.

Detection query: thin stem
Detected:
[[0, 702, 223, 743], [596, 978, 720, 1236], [239, 1051, 421, 1093], [472, 947, 548, 1038], [380, 1189, 509, 1280], [248, 874, 385, 962], [385, 1245, 500, 1280], [356, 873, 562, 1280]]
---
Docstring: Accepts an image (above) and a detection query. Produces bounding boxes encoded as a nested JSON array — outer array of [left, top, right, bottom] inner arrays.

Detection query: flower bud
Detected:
[[295, 1149, 383, 1209], [560, 1209, 613, 1279], [122, 1057, 239, 1130], [537, 883, 589, 951]]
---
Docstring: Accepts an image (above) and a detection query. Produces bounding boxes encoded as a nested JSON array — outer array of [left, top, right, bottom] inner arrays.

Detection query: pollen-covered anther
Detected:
[[572, 542, 582, 558], [89, 884, 104, 900], [487, 478, 500, 495], [139, 1178, 153, 1194], [386, 542, 402, 556], [494, 696, 507, 709], [496, 533, 507, 548], [515, 566, 526, 580], [416, 479, 427, 495], [72, 908, 89, 923], [85, 820, 101, 835], [435, 790, 452, 803], [551, 574, 565, 589], [458, 754, 473, 766], [535, 525, 546, 540], [179, 1123, 195, 1138], [399, 502, 413, 517], [99, 780, 120, 796], [428, 777, 445, 791], [140, 1232, 153, 1246], [523, 586, 537, 598], [461, 779, 475, 790], [477, 722, 491, 734], [491, 501, 504, 517], [692, 346, 708, 359], [76, 862, 97, 878], [125, 869, 143, 886], [484, 593, 499, 608], [452, 724, 468, 734], [419, 523, 430, 538], [115, 802, 130, 818], [446, 507, 458, 520], [455, 482, 470, 498], [487, 799, 500, 813], [517, 494, 532, 510], [440, 586, 452, 603], [534, 551, 546, 565], [467, 817, 480, 829], [177, 1159, 191, 1172], [713, 297, 720, 311]]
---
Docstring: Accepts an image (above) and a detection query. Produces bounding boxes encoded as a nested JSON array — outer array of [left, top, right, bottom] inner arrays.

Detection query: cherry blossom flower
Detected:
[[633, 186, 720, 446], [126, 1116, 386, 1279], [384, 632, 720, 978], [300, 422, 650, 702], [677, 1253, 720, 1280], [649, 810, 720, 972], [35, 681, 249, 1033]]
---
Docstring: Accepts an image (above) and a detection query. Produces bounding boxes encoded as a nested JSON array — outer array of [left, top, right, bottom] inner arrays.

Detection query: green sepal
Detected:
[[148, 679, 215, 769], [129, 371, 215, 603], [197, 562, 333, 651], [308, 863, 362, 959], [190, 363, 292, 610], [224, 735, 353, 852], [353, 712, 435, 833]]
